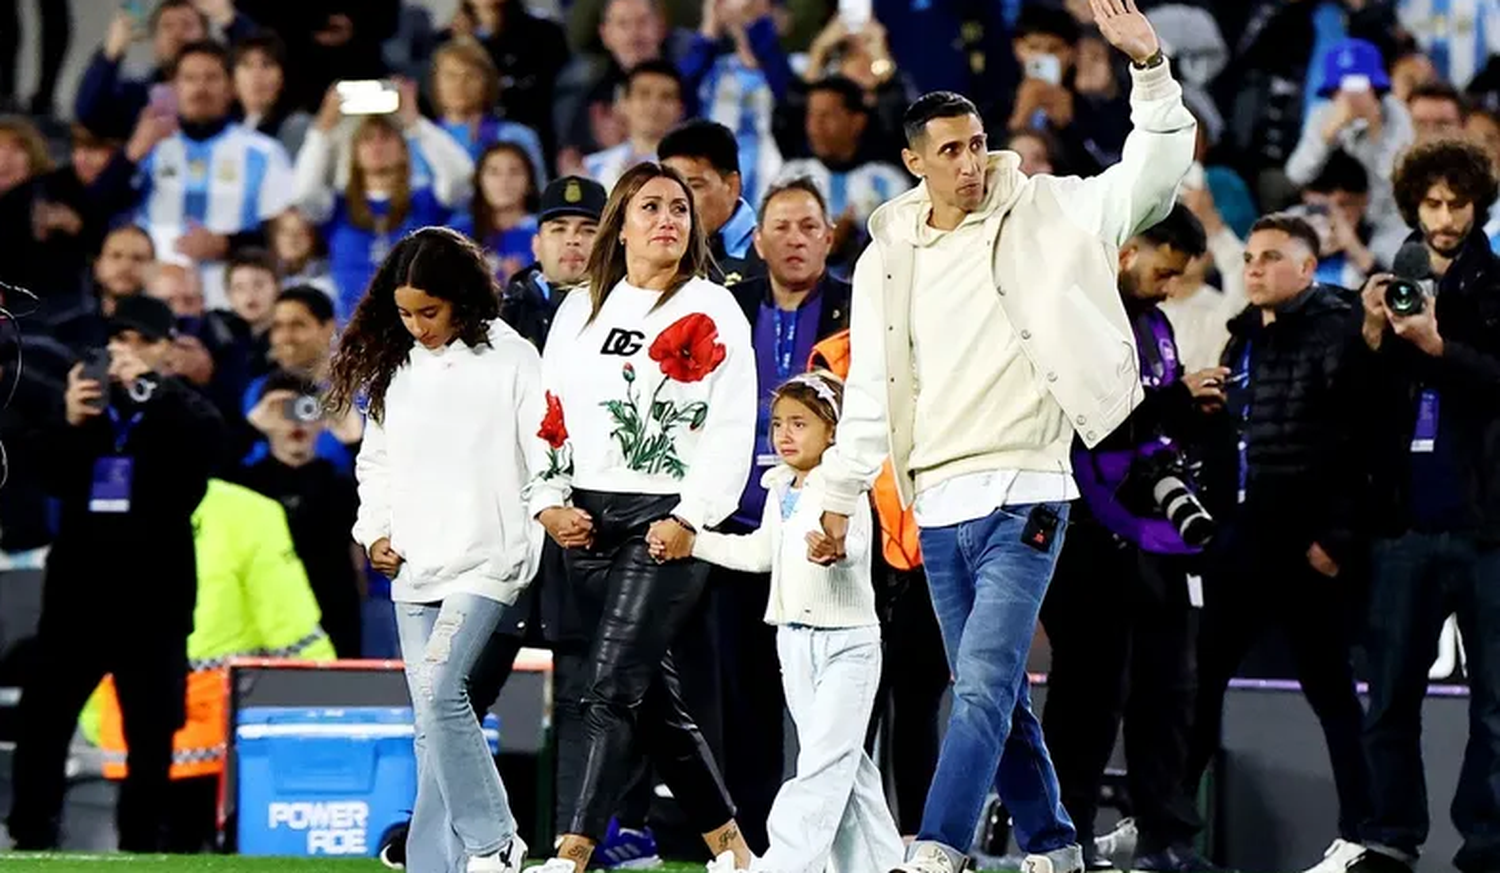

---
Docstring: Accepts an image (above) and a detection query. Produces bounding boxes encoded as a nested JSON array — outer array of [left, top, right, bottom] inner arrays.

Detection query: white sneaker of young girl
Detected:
[[466, 834, 528, 872], [533, 859, 581, 873]]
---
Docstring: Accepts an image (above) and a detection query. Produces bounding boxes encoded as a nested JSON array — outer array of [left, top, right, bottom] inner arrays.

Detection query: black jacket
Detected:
[[1204, 284, 1367, 565], [41, 376, 226, 632], [727, 273, 853, 344], [499, 263, 573, 353], [1359, 230, 1500, 543]]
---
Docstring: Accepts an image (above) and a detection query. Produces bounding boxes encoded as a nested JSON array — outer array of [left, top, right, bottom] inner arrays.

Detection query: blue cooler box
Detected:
[[235, 706, 500, 857]]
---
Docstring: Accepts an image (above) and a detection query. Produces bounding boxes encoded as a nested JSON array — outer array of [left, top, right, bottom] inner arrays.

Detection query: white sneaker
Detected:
[[705, 850, 748, 872], [1021, 849, 1084, 873], [468, 835, 528, 873], [891, 841, 965, 873], [1095, 818, 1138, 869], [533, 860, 580, 873], [1301, 839, 1367, 873]]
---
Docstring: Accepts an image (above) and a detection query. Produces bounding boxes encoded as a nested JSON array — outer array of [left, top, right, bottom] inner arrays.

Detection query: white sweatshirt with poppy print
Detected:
[[525, 276, 757, 532]]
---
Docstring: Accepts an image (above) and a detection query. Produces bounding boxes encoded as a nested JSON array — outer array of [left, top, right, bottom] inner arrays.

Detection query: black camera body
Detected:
[[1387, 241, 1436, 318], [283, 394, 322, 423], [1122, 448, 1216, 548]]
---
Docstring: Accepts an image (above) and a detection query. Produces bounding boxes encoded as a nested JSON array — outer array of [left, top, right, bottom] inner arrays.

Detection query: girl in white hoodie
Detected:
[[654, 371, 904, 873], [329, 227, 545, 873]]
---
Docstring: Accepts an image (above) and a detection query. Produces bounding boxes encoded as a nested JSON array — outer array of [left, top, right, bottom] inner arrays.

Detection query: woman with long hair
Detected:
[[292, 79, 474, 321], [526, 162, 757, 873], [331, 227, 545, 873], [231, 31, 312, 157], [456, 141, 540, 285]]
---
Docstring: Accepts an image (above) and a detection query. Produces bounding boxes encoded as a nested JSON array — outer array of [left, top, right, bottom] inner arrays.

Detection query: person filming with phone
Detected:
[[7, 294, 226, 853], [1338, 138, 1500, 873]]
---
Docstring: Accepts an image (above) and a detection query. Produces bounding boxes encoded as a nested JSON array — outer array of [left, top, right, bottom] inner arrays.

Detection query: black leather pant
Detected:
[[563, 490, 736, 842]]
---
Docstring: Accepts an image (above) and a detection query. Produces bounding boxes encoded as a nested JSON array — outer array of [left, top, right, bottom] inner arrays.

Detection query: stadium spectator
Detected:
[[223, 247, 278, 379], [232, 1, 402, 114], [678, 0, 791, 206], [231, 30, 313, 158], [0, 117, 53, 291], [583, 59, 685, 191], [457, 142, 541, 286], [443, 0, 571, 164], [8, 295, 225, 853], [1006, 128, 1060, 176], [554, 0, 679, 162], [293, 79, 473, 320], [790, 14, 910, 164], [269, 208, 338, 298], [1297, 149, 1378, 290], [74, 0, 255, 140], [1396, 0, 1500, 91], [238, 370, 362, 659], [426, 37, 546, 190], [500, 175, 605, 350], [1407, 80, 1468, 144], [1161, 184, 1249, 373], [660, 118, 764, 284]]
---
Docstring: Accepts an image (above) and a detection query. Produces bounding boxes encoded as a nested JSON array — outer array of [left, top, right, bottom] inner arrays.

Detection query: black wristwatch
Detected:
[[1132, 49, 1167, 71], [670, 515, 697, 534]]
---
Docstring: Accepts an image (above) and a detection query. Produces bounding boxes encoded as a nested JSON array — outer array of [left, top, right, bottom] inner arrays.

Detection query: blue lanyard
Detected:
[[773, 308, 798, 381], [106, 406, 144, 454], [1233, 343, 1252, 504]]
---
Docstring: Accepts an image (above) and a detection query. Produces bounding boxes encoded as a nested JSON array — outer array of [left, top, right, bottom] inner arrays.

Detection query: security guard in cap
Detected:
[[499, 175, 606, 351]]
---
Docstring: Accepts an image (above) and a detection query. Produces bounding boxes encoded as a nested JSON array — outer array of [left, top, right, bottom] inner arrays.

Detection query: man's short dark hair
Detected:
[[228, 247, 278, 280], [1409, 80, 1468, 116], [152, 0, 209, 35], [1306, 149, 1371, 196], [807, 76, 867, 115], [260, 368, 319, 401], [658, 119, 740, 177], [1014, 5, 1082, 45], [170, 39, 232, 78], [1138, 202, 1208, 259], [902, 91, 981, 146], [276, 286, 335, 324], [232, 30, 288, 71], [1393, 138, 1500, 228], [1250, 214, 1324, 258], [625, 59, 683, 97], [758, 176, 830, 224]]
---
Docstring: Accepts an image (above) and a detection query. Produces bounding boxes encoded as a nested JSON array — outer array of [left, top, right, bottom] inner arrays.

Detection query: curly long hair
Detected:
[[585, 161, 711, 322], [1393, 138, 1500, 229], [326, 227, 500, 423]]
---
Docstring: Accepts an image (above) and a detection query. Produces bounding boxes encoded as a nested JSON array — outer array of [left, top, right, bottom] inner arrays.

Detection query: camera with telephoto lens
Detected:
[[282, 394, 322, 423], [1123, 448, 1216, 548], [1385, 278, 1426, 317]]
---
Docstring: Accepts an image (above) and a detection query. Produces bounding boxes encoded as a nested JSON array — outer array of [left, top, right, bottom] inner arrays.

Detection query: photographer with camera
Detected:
[[1041, 203, 1217, 872], [1340, 138, 1500, 873], [1182, 214, 1373, 872], [8, 295, 226, 852]]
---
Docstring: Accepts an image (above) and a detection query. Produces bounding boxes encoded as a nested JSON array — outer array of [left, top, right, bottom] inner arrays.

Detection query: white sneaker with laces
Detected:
[[1021, 852, 1085, 873], [1094, 818, 1138, 869], [705, 850, 748, 872], [890, 841, 965, 873], [533, 859, 580, 873], [468, 835, 528, 873], [1301, 839, 1367, 873]]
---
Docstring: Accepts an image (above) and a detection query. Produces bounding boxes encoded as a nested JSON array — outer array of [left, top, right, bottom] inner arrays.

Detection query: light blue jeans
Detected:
[[396, 595, 516, 873], [916, 503, 1079, 866]]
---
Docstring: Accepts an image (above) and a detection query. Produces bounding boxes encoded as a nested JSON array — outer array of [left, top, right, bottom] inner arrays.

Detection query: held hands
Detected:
[[1090, 0, 1160, 65], [540, 506, 595, 549], [647, 518, 694, 563], [369, 537, 404, 577], [807, 512, 849, 566]]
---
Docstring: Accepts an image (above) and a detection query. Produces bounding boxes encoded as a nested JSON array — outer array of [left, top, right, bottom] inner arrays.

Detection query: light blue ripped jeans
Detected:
[[395, 595, 516, 873]]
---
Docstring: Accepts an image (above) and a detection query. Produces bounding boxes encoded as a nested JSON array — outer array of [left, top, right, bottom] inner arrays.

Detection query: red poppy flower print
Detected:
[[649, 313, 727, 384], [538, 391, 569, 449]]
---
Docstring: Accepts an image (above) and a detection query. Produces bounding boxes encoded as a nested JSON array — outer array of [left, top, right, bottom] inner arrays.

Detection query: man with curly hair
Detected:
[[1345, 138, 1500, 873]]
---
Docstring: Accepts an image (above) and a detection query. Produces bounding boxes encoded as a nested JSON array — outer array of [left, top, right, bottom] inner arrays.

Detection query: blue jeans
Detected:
[[917, 503, 1077, 857], [396, 595, 517, 873], [1362, 532, 1500, 871]]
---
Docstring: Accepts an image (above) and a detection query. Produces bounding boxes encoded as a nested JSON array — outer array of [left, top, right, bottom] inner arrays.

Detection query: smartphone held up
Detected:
[[335, 80, 400, 117]]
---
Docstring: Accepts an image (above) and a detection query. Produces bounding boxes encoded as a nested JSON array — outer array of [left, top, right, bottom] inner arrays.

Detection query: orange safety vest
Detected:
[[98, 668, 228, 780], [809, 331, 923, 571]]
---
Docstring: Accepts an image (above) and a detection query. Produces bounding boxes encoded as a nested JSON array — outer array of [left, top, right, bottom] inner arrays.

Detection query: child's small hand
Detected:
[[647, 518, 694, 563]]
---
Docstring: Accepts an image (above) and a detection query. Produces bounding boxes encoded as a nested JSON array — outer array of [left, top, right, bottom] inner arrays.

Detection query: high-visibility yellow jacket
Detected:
[[83, 479, 337, 779]]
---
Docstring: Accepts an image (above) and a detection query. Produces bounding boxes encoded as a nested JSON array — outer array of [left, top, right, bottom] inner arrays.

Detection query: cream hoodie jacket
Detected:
[[821, 62, 1197, 515]]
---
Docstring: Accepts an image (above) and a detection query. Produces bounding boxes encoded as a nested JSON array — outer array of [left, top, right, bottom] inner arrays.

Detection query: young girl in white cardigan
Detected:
[[650, 371, 904, 873]]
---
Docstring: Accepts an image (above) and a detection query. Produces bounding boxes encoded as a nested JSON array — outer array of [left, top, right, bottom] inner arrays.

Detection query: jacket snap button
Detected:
[[1020, 330, 1031, 340], [1075, 415, 1087, 425], [1047, 372, 1057, 382], [1086, 430, 1097, 441]]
